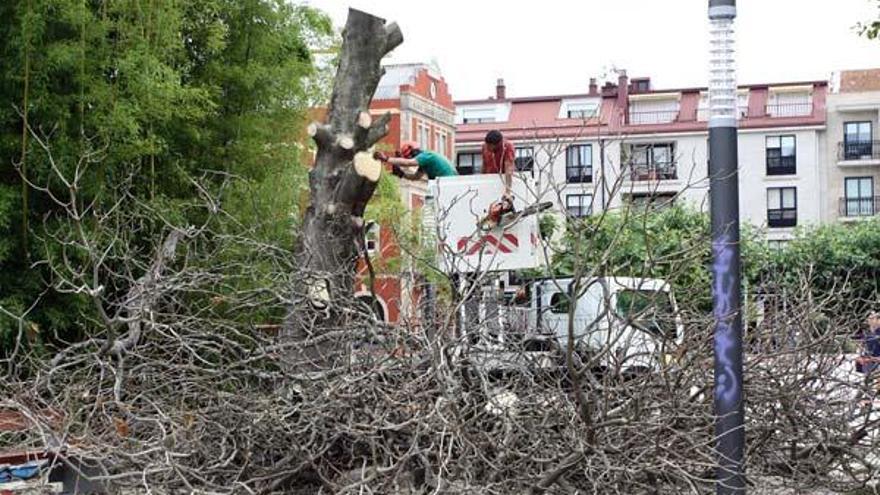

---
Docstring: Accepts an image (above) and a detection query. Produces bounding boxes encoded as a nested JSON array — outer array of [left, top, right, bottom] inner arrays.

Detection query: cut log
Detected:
[[307, 277, 330, 310], [339, 152, 382, 218], [357, 111, 372, 129], [307, 122, 333, 146], [353, 152, 381, 182], [336, 135, 355, 150]]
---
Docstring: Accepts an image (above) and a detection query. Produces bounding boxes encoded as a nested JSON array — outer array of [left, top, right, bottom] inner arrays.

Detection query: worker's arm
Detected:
[[381, 156, 425, 180], [501, 145, 515, 198], [385, 157, 418, 168]]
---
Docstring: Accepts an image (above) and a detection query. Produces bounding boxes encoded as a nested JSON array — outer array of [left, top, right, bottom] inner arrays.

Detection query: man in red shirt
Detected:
[[481, 130, 515, 199], [480, 130, 516, 226]]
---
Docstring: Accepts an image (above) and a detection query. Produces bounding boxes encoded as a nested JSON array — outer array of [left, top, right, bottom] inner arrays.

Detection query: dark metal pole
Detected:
[[708, 0, 745, 493]]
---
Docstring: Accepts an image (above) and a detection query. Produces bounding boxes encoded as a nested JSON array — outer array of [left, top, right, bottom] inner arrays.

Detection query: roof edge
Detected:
[[455, 80, 829, 105]]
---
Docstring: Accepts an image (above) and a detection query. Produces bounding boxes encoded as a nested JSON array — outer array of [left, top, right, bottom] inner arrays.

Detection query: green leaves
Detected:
[[0, 0, 334, 351], [857, 0, 880, 39], [553, 204, 880, 317]]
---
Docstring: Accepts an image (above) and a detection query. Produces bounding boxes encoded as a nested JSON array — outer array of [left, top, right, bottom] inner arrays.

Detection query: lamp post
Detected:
[[708, 0, 745, 493]]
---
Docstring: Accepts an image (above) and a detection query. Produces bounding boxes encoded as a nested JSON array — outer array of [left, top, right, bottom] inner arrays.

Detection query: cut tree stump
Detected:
[[288, 8, 403, 369]]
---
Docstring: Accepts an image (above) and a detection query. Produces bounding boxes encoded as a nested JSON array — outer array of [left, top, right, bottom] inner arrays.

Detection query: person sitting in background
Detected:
[[855, 311, 880, 374]]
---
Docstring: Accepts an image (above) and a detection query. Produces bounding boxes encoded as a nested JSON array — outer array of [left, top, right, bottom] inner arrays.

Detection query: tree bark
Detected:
[[290, 9, 402, 367]]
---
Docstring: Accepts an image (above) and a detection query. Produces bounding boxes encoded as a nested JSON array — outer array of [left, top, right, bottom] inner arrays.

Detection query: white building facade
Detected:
[[455, 74, 832, 243], [823, 69, 880, 224]]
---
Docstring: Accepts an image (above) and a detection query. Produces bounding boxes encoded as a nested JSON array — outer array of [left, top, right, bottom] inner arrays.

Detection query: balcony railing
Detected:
[[623, 164, 677, 181], [765, 103, 813, 118], [838, 141, 880, 161], [628, 110, 678, 125], [839, 196, 880, 217]]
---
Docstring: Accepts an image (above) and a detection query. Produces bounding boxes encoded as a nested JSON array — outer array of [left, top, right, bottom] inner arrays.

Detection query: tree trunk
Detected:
[[289, 9, 403, 368]]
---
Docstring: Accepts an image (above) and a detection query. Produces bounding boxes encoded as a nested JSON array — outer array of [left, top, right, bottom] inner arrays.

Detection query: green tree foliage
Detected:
[[551, 204, 880, 319], [0, 0, 332, 350], [552, 205, 715, 311], [857, 0, 880, 39], [761, 219, 880, 317]]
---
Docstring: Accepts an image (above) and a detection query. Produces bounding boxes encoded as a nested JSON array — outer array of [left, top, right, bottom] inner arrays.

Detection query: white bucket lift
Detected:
[[429, 175, 544, 275]]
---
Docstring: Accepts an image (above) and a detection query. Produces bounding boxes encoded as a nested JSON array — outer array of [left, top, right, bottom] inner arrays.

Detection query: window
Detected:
[[566, 102, 598, 119], [550, 291, 571, 314], [461, 108, 497, 124], [766, 91, 812, 117], [767, 187, 797, 228], [622, 143, 676, 180], [843, 122, 874, 160], [737, 92, 749, 119], [364, 223, 380, 255], [436, 132, 448, 157], [515, 147, 534, 172], [418, 124, 430, 150], [616, 289, 677, 339], [456, 152, 482, 175], [566, 144, 592, 183], [766, 136, 796, 175], [559, 99, 599, 120], [568, 109, 593, 119], [629, 99, 679, 124], [566, 194, 592, 218], [843, 177, 874, 217]]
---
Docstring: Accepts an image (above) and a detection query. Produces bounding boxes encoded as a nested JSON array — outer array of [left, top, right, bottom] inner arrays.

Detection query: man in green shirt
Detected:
[[374, 140, 457, 180]]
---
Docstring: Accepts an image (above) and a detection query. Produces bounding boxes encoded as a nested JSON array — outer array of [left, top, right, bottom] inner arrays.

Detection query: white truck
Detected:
[[458, 275, 683, 375], [519, 276, 683, 373], [428, 175, 683, 374]]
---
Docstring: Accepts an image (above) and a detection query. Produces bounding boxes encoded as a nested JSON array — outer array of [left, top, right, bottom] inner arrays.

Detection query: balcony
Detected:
[[839, 196, 880, 218], [838, 141, 880, 165], [623, 164, 678, 181], [628, 110, 678, 125], [765, 103, 813, 118]]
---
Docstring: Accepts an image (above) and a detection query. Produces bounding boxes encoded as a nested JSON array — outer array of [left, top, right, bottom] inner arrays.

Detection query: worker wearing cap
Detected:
[[374, 141, 457, 180]]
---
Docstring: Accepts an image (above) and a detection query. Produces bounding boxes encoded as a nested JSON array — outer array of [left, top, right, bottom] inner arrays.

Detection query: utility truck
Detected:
[[429, 175, 684, 374]]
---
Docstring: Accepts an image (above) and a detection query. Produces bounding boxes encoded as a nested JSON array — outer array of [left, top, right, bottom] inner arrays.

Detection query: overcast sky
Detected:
[[306, 0, 880, 100]]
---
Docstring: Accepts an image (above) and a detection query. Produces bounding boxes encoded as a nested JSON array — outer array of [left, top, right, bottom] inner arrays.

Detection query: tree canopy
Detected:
[[0, 0, 333, 351]]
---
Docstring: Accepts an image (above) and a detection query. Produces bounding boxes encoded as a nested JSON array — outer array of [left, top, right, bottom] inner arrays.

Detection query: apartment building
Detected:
[[824, 69, 880, 223], [455, 73, 829, 243]]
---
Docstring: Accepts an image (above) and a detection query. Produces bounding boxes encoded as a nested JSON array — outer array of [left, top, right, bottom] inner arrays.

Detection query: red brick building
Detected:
[[354, 63, 455, 324]]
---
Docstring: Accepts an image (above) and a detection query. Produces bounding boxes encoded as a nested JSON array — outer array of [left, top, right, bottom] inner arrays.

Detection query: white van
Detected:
[[525, 276, 684, 372], [468, 276, 684, 375]]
